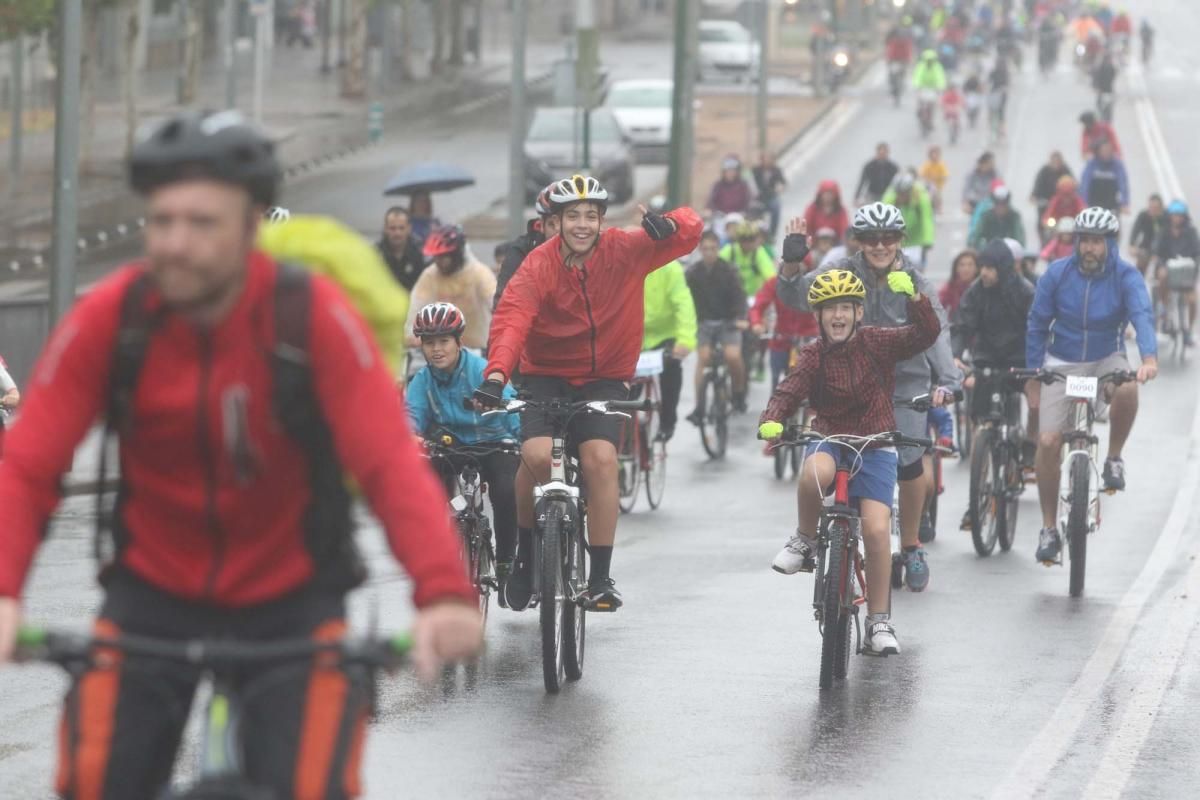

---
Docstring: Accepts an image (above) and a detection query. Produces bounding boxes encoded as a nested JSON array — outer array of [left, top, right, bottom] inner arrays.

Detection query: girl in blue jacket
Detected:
[[407, 303, 521, 585]]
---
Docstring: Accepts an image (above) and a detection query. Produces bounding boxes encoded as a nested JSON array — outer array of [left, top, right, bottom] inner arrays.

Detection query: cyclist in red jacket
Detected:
[[0, 111, 480, 799], [476, 174, 702, 612]]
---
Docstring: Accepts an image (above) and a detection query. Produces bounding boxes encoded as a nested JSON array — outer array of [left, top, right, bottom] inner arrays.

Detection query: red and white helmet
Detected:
[[413, 302, 466, 339], [534, 183, 557, 217], [422, 224, 466, 259]]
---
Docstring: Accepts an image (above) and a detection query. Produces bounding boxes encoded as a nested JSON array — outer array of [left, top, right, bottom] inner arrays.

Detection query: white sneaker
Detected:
[[772, 533, 817, 574], [863, 615, 901, 656]]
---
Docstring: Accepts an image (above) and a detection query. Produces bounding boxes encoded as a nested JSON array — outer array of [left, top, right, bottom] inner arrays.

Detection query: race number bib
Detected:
[[635, 349, 665, 378], [1065, 375, 1098, 400]]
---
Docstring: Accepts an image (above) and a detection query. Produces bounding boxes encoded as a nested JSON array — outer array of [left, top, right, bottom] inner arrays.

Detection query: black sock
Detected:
[[589, 545, 613, 585], [516, 527, 533, 562]]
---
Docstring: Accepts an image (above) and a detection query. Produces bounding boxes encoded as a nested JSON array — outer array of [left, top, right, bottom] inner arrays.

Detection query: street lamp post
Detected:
[[506, 0, 529, 240], [50, 0, 83, 326]]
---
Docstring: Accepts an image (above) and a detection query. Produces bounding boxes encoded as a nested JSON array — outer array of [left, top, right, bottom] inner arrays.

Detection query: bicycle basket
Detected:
[[1165, 257, 1198, 291]]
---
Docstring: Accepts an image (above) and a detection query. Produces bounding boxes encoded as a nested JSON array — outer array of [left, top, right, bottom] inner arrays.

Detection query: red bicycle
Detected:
[[617, 350, 669, 512], [768, 427, 932, 689]]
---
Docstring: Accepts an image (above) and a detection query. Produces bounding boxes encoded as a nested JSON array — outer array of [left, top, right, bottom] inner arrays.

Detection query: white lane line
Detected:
[[991, 375, 1200, 799], [778, 97, 862, 182], [1129, 58, 1187, 201], [1084, 531, 1200, 798], [990, 64, 1195, 798]]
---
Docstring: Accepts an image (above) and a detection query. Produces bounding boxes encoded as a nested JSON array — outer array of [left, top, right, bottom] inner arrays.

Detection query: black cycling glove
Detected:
[[782, 233, 810, 264], [472, 379, 506, 408], [641, 211, 676, 241]]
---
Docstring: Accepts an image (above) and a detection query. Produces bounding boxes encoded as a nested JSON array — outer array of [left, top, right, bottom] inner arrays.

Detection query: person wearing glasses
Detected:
[[774, 203, 961, 593]]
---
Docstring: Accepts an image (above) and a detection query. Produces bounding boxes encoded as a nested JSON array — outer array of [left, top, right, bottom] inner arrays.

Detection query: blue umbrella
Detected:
[[383, 162, 476, 196]]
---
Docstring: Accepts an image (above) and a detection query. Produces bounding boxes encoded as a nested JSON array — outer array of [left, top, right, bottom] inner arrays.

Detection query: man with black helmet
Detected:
[[0, 110, 481, 798]]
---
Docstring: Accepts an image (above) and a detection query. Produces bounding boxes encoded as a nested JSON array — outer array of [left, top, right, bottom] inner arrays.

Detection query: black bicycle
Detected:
[[13, 626, 409, 799], [767, 427, 932, 689], [485, 395, 647, 692], [1012, 368, 1138, 596], [963, 367, 1027, 556], [696, 328, 738, 459], [423, 435, 521, 627]]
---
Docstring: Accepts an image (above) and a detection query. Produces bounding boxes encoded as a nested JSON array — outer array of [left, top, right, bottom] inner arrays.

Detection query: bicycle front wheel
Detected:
[[539, 504, 567, 692], [1067, 455, 1090, 598], [562, 509, 587, 681], [700, 372, 729, 459], [819, 519, 851, 690], [969, 428, 998, 556]]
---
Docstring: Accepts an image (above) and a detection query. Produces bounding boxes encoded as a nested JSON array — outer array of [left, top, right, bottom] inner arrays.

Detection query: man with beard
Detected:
[[1027, 207, 1157, 566], [476, 175, 702, 612], [775, 203, 961, 594], [405, 224, 497, 350]]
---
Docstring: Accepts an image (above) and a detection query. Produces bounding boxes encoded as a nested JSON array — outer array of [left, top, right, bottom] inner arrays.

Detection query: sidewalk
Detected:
[[0, 23, 576, 272]]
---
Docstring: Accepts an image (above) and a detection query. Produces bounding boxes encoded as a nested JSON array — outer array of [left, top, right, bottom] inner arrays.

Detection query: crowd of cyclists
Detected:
[[0, 0, 1190, 795]]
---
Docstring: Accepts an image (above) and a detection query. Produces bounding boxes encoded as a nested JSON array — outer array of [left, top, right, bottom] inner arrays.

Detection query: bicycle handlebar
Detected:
[[1009, 368, 1139, 387], [895, 389, 965, 412], [764, 427, 933, 450], [14, 627, 412, 671], [422, 436, 521, 459]]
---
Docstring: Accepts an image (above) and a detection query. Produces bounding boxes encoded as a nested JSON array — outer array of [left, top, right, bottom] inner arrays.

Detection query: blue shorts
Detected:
[[804, 442, 898, 508]]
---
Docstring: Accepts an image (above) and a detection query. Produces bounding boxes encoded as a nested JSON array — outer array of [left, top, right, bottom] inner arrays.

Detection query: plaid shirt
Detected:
[[761, 295, 940, 438]]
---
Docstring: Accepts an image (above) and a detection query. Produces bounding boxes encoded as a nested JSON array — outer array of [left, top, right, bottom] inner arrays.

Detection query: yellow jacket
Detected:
[[257, 215, 409, 374]]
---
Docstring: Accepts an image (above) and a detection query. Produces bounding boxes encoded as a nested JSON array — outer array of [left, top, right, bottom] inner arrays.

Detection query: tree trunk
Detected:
[[396, 0, 412, 80], [122, 0, 140, 156], [429, 0, 444, 75], [339, 0, 367, 98], [447, 0, 464, 67], [179, 0, 203, 104], [78, 0, 101, 173]]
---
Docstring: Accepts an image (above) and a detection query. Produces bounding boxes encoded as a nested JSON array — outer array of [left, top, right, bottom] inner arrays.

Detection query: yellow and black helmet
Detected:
[[808, 269, 866, 308]]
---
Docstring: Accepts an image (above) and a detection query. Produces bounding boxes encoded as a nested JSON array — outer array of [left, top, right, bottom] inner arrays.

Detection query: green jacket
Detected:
[[719, 243, 777, 297], [882, 183, 936, 249], [911, 59, 947, 91], [643, 260, 698, 351]]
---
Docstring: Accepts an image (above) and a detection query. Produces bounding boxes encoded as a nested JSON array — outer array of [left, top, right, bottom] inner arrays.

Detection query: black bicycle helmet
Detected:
[[129, 110, 281, 206]]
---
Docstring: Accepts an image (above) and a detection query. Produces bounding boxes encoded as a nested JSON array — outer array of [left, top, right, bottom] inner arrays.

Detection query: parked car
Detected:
[[605, 79, 673, 165], [524, 107, 636, 204], [698, 20, 760, 83]]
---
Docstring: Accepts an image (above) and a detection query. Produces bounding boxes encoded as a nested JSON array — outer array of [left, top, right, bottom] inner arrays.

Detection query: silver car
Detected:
[[524, 107, 636, 204], [606, 79, 674, 165]]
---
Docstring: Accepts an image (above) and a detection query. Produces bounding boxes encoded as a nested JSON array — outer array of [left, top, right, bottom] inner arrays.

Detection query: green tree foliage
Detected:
[[0, 0, 55, 38]]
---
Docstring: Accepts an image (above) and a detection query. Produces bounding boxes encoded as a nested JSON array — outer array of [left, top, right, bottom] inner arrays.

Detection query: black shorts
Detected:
[[519, 375, 630, 447]]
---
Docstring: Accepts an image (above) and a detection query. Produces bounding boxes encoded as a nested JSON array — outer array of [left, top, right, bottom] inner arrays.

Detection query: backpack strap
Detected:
[[95, 272, 159, 574], [271, 263, 365, 590]]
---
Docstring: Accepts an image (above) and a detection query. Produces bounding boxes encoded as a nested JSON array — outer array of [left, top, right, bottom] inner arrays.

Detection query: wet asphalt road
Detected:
[[6, 1, 1200, 796]]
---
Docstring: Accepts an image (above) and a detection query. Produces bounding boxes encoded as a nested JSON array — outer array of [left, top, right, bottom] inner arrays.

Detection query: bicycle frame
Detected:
[[812, 467, 868, 643], [1058, 395, 1101, 535]]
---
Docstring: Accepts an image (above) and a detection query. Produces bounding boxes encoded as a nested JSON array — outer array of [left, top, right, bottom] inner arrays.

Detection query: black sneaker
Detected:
[[581, 578, 623, 612], [503, 556, 534, 611], [685, 409, 704, 427], [656, 424, 675, 442], [494, 560, 512, 609], [1102, 457, 1126, 491], [732, 394, 748, 414]]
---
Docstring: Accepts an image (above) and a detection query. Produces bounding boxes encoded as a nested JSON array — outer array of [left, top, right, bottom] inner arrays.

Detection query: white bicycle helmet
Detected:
[[264, 206, 290, 224], [851, 202, 907, 234], [547, 174, 609, 212], [1074, 206, 1120, 236]]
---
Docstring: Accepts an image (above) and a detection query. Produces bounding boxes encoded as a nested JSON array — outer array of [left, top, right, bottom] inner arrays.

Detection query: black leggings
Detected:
[[434, 450, 520, 563], [647, 339, 683, 432]]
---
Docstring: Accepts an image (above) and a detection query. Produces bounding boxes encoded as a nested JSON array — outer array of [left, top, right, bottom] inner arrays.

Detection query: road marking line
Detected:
[[989, 66, 1195, 799], [1129, 58, 1186, 201]]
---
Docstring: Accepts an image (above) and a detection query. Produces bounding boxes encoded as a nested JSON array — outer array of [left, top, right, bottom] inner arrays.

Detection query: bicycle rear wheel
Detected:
[[539, 503, 567, 692], [643, 380, 667, 509], [774, 445, 787, 479], [998, 443, 1020, 552], [617, 416, 641, 514], [969, 429, 998, 556], [1067, 454, 1090, 598], [562, 509, 587, 681], [819, 519, 850, 690], [474, 528, 495, 631]]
